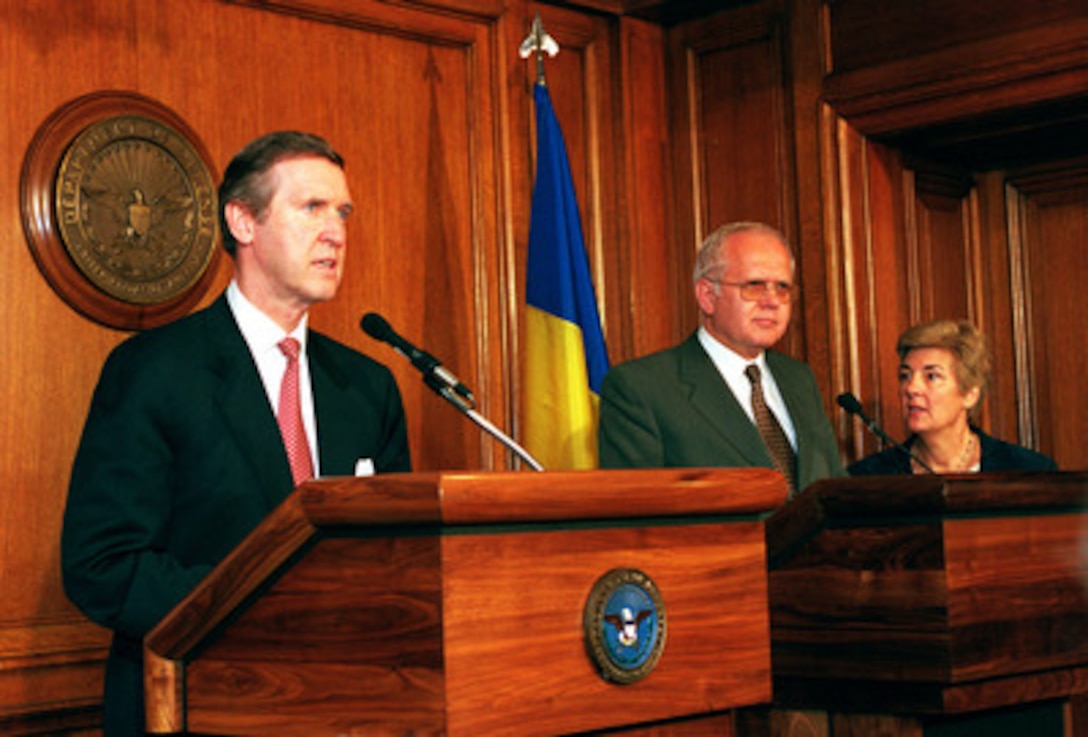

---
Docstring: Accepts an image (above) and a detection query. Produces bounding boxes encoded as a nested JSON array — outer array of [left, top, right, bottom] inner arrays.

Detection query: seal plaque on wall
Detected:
[[584, 568, 667, 684], [21, 91, 220, 330]]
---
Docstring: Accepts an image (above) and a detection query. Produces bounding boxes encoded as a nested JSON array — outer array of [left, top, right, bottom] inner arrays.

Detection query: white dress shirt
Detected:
[[697, 327, 798, 450], [226, 281, 320, 476]]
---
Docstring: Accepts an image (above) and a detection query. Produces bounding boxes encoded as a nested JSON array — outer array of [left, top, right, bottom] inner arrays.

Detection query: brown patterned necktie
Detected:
[[745, 364, 797, 494], [278, 337, 314, 487]]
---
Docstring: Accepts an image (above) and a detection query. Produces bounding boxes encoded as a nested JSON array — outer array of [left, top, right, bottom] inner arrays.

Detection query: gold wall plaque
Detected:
[[22, 92, 220, 330], [55, 116, 217, 306]]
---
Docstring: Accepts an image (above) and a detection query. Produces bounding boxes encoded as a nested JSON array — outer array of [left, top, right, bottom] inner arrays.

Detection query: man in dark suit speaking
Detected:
[[61, 131, 411, 735], [598, 221, 842, 493]]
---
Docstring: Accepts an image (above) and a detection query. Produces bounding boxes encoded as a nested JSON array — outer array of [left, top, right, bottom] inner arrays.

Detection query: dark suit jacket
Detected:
[[61, 294, 410, 735], [598, 333, 845, 490], [847, 427, 1058, 475]]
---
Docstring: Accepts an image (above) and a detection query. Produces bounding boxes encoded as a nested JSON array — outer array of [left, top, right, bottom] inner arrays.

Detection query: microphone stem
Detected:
[[426, 375, 545, 470], [364, 315, 542, 469], [869, 418, 935, 474], [465, 408, 546, 471]]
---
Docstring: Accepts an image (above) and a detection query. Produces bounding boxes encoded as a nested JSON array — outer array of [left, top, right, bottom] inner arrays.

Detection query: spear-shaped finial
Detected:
[[518, 12, 559, 85]]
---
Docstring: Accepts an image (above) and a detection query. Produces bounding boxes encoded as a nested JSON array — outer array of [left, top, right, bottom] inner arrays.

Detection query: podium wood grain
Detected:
[[145, 468, 785, 735], [766, 471, 1088, 716]]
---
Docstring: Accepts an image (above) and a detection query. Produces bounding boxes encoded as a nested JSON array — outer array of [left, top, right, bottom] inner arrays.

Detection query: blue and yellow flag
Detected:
[[523, 82, 610, 470]]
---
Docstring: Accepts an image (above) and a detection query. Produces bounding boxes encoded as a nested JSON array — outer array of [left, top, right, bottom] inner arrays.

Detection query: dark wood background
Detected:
[[1, 0, 1084, 730]]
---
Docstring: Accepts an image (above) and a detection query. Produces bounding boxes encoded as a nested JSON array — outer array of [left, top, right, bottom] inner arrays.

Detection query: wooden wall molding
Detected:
[[907, 166, 977, 325], [223, 0, 508, 26], [0, 620, 107, 729], [828, 125, 916, 458], [824, 17, 1088, 137], [667, 2, 797, 346], [1007, 157, 1088, 197], [1003, 160, 1088, 464], [614, 15, 674, 359]]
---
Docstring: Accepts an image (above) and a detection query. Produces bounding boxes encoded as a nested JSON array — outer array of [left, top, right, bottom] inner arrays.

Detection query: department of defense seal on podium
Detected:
[[584, 568, 667, 684]]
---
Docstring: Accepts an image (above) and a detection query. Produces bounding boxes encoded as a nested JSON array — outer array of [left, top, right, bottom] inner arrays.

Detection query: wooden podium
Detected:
[[144, 468, 786, 736], [762, 471, 1088, 735]]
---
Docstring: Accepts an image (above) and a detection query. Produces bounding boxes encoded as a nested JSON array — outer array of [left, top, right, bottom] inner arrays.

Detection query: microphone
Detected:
[[360, 312, 543, 470], [836, 392, 934, 474], [361, 313, 476, 409]]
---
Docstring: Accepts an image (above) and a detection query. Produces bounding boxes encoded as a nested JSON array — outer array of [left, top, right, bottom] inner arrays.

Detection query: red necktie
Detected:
[[745, 364, 797, 495], [277, 337, 314, 486]]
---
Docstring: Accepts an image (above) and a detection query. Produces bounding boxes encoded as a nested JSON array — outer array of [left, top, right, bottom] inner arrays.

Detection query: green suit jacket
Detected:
[[598, 332, 844, 490], [62, 294, 410, 735]]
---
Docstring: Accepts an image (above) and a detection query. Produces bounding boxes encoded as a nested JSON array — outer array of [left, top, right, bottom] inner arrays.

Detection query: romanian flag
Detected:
[[523, 81, 610, 470]]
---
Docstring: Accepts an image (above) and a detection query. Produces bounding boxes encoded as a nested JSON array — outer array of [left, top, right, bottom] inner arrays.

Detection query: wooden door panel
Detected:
[[1007, 167, 1088, 469]]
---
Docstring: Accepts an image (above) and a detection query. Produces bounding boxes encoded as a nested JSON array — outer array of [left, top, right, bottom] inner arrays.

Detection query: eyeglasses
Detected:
[[709, 279, 797, 302]]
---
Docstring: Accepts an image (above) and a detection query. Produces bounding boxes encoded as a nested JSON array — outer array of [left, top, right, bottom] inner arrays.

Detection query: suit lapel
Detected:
[[676, 335, 770, 465], [308, 336, 357, 477], [203, 297, 295, 508]]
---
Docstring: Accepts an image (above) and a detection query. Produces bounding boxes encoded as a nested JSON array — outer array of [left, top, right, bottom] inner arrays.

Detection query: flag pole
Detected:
[[518, 12, 559, 85], [520, 13, 612, 470]]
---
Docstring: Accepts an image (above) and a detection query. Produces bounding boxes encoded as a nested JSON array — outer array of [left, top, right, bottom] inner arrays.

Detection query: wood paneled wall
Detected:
[[1, 0, 1084, 730], [663, 0, 836, 397], [0, 0, 543, 729], [667, 1, 798, 346], [818, 1, 1088, 467], [1004, 162, 1088, 464]]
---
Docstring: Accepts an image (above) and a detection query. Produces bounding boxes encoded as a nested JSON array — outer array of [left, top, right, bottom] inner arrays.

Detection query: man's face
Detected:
[[234, 155, 353, 318], [695, 230, 794, 359]]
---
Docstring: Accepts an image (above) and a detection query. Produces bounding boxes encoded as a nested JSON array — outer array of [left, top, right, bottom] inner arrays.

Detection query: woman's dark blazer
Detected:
[[847, 427, 1058, 475]]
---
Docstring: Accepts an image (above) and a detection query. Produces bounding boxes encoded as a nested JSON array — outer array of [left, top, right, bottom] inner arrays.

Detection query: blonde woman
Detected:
[[849, 319, 1057, 475]]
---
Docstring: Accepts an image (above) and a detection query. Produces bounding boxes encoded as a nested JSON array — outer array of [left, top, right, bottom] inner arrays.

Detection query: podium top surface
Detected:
[[146, 467, 786, 661], [767, 470, 1087, 566], [295, 466, 788, 526]]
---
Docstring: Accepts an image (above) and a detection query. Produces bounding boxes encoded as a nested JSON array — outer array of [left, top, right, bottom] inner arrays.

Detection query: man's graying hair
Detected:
[[692, 221, 795, 285], [217, 131, 345, 256]]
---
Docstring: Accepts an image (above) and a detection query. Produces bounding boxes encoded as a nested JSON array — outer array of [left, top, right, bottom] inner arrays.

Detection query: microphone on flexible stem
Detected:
[[361, 312, 476, 409], [836, 392, 934, 474], [360, 313, 545, 471]]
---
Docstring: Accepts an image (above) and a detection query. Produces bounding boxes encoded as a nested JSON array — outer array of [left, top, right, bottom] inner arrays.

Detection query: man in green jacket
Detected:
[[598, 221, 843, 493]]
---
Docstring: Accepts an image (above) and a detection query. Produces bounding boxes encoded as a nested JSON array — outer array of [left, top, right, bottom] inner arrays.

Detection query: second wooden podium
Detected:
[[144, 468, 786, 736], [763, 471, 1088, 735]]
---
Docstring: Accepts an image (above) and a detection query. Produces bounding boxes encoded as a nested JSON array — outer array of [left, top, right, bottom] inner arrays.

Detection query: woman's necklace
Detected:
[[912, 431, 976, 473], [955, 432, 976, 470]]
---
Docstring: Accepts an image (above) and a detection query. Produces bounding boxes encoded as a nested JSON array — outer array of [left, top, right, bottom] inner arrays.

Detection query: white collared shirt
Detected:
[[226, 281, 320, 476], [697, 327, 798, 450]]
